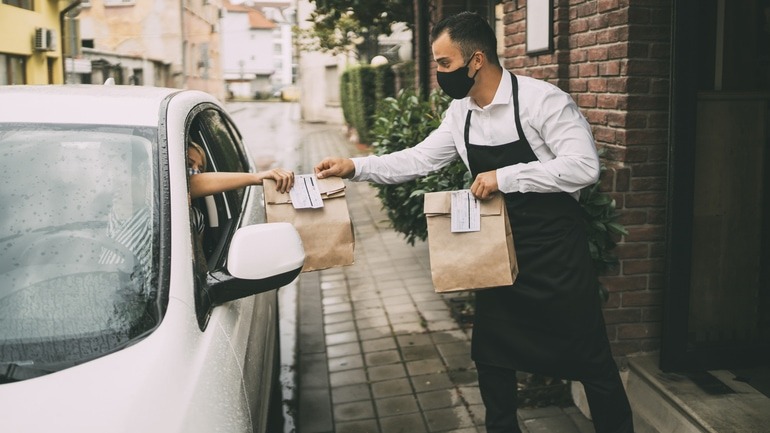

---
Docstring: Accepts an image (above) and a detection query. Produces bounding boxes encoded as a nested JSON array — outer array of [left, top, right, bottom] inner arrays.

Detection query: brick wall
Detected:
[[501, 0, 672, 358]]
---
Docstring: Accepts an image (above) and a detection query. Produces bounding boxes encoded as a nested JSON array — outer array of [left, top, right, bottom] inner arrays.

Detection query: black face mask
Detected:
[[436, 54, 480, 99]]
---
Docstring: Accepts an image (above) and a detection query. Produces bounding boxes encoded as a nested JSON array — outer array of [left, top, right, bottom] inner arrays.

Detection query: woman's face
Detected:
[[187, 147, 205, 175]]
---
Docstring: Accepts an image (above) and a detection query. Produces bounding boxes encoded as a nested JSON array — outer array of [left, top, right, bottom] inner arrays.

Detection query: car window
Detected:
[[187, 109, 249, 270], [0, 124, 161, 369]]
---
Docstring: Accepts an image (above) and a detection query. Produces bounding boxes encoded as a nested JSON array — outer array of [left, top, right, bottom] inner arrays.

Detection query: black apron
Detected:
[[467, 73, 611, 380]]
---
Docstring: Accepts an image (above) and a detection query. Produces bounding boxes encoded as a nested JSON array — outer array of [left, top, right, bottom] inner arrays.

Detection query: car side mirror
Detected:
[[207, 222, 305, 305]]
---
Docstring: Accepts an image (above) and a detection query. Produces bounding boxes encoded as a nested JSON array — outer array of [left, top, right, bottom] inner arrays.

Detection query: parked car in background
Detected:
[[0, 85, 305, 433]]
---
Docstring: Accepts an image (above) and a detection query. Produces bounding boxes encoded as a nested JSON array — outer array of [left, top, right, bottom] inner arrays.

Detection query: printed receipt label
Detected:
[[290, 174, 324, 209], [450, 190, 480, 232]]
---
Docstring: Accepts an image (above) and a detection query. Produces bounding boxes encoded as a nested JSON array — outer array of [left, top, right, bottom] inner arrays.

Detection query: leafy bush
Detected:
[[370, 89, 470, 245], [369, 89, 626, 292]]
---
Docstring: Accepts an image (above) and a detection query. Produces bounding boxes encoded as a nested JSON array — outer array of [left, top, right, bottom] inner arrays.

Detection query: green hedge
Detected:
[[340, 63, 396, 145]]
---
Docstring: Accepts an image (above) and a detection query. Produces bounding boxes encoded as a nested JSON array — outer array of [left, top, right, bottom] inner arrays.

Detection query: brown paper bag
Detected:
[[424, 191, 518, 293], [264, 176, 354, 272]]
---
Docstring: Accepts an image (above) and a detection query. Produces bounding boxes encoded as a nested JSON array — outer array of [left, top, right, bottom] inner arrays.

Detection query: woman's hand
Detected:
[[259, 168, 294, 193]]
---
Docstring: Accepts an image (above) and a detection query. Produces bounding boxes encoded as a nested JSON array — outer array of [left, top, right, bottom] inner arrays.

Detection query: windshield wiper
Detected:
[[0, 363, 53, 384]]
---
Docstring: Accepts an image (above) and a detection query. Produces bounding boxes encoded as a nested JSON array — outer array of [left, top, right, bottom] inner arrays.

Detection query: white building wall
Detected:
[[222, 13, 274, 79], [296, 0, 345, 124]]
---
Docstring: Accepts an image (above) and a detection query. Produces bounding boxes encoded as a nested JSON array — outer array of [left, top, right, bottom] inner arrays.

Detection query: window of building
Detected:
[[2, 0, 33, 10], [0, 54, 27, 85], [82, 39, 95, 49]]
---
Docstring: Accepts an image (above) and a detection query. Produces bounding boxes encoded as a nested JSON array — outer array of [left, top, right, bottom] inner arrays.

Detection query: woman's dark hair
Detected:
[[431, 11, 500, 66]]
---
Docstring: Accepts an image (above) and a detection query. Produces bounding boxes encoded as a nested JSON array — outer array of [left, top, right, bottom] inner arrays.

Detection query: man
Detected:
[[315, 11, 634, 433]]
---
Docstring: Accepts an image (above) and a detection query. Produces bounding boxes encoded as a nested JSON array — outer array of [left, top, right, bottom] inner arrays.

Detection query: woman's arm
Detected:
[[189, 168, 294, 199]]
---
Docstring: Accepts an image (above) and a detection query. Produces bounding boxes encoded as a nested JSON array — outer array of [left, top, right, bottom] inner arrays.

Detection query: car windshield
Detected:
[[0, 124, 161, 371]]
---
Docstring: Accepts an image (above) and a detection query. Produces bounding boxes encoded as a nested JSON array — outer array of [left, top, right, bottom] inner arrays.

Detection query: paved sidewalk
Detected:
[[293, 125, 594, 433]]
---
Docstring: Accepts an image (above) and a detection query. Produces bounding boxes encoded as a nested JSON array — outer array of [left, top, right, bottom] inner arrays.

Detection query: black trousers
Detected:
[[476, 361, 634, 433]]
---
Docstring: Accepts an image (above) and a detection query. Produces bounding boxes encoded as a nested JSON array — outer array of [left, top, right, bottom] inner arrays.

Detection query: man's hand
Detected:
[[315, 157, 355, 179], [470, 170, 499, 200]]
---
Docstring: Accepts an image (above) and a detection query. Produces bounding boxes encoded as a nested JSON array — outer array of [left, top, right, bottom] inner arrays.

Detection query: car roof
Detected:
[[0, 85, 216, 127]]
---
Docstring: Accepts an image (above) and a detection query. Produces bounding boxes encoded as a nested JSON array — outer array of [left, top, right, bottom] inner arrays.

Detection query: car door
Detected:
[[186, 106, 279, 432]]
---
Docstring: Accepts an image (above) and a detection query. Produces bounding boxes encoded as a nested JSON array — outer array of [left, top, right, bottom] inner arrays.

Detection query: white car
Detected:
[[0, 85, 305, 432]]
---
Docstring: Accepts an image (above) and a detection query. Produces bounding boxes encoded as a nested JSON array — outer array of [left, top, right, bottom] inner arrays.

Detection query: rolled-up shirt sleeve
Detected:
[[351, 120, 459, 184], [496, 86, 600, 194]]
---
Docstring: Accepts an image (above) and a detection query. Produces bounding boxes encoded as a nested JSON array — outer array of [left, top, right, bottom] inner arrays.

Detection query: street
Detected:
[[228, 100, 317, 174]]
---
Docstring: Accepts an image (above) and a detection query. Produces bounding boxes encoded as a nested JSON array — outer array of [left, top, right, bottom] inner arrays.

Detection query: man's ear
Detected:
[[472, 51, 484, 70]]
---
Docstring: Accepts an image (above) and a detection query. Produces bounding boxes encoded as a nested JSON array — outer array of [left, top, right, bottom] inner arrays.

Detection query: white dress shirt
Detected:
[[351, 72, 600, 198]]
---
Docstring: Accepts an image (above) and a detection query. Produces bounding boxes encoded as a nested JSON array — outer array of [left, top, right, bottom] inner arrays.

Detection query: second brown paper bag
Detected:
[[423, 191, 518, 293], [264, 176, 354, 272]]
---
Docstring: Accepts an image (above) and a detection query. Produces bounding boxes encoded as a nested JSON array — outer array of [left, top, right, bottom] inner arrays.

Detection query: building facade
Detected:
[[221, 0, 295, 99], [1, 0, 78, 84], [295, 0, 348, 123], [72, 0, 224, 99]]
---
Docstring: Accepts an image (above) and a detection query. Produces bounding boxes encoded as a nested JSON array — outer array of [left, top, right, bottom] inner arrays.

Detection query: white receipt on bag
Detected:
[[450, 190, 480, 232], [290, 174, 324, 209]]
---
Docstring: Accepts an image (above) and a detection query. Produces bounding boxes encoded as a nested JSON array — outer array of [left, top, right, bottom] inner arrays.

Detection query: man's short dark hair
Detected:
[[431, 11, 500, 66]]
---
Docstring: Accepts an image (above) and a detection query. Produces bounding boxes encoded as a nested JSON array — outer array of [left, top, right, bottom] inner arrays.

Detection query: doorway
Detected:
[[663, 0, 770, 371]]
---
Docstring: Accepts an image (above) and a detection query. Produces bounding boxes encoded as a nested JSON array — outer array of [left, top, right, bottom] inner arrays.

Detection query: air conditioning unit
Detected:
[[34, 28, 56, 52]]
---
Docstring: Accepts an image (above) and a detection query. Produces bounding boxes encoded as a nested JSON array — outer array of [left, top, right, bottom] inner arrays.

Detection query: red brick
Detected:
[[649, 241, 666, 257], [622, 258, 665, 275], [604, 308, 643, 325], [600, 275, 648, 292], [617, 209, 647, 225], [601, 145, 627, 162], [621, 289, 663, 307], [599, 60, 621, 76], [648, 144, 668, 161], [577, 94, 597, 107], [586, 109, 609, 125], [598, 0, 621, 13], [648, 209, 667, 225], [615, 242, 650, 260], [648, 274, 666, 290], [628, 59, 669, 76], [587, 78, 608, 92], [605, 292, 622, 308], [570, 50, 588, 63], [617, 323, 661, 339], [570, 19, 590, 33], [576, 2, 598, 17], [623, 146, 649, 162], [605, 111, 625, 127], [593, 126, 617, 143], [597, 94, 622, 109], [615, 167, 631, 190], [624, 225, 664, 242], [631, 177, 666, 191], [625, 191, 666, 207], [607, 77, 627, 93], [631, 162, 666, 177], [588, 47, 609, 61], [642, 306, 662, 322], [579, 63, 599, 77]]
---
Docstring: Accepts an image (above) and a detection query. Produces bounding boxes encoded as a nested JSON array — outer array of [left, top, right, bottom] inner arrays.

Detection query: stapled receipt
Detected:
[[450, 190, 481, 232], [290, 174, 324, 209]]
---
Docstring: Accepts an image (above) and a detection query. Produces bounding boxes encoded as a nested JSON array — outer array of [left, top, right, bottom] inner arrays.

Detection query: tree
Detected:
[[300, 0, 414, 63]]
